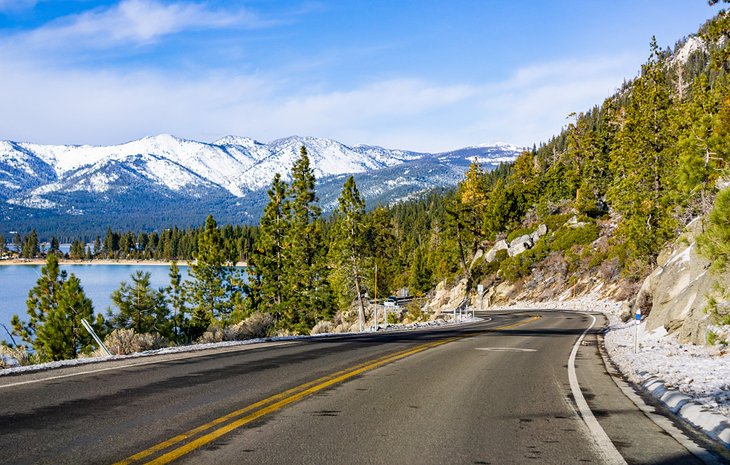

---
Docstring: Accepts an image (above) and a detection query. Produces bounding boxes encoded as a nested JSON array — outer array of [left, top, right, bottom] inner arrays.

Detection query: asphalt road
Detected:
[[0, 311, 725, 465]]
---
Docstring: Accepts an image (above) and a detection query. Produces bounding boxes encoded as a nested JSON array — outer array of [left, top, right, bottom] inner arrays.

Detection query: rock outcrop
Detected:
[[508, 234, 533, 257], [484, 224, 548, 261], [485, 240, 508, 262], [427, 278, 469, 315], [637, 218, 728, 345]]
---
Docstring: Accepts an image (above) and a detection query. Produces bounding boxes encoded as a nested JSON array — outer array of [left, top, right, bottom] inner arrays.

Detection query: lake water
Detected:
[[0, 264, 191, 341]]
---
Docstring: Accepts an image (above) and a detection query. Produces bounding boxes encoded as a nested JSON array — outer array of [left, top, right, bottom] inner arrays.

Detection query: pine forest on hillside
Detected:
[[3, 6, 730, 363]]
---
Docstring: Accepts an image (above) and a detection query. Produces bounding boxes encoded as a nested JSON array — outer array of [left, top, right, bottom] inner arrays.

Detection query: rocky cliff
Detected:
[[635, 217, 729, 345]]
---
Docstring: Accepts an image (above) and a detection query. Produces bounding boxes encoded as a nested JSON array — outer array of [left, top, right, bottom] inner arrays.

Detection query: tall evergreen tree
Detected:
[[329, 176, 368, 331], [408, 246, 433, 296], [37, 274, 97, 360], [21, 230, 39, 258], [167, 261, 186, 342], [282, 147, 333, 330], [364, 205, 397, 299], [49, 237, 60, 255], [607, 38, 677, 269], [11, 254, 100, 360], [186, 215, 235, 335], [250, 174, 290, 324]]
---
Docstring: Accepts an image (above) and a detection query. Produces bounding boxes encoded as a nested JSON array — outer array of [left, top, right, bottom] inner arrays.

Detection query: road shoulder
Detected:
[[577, 312, 728, 464]]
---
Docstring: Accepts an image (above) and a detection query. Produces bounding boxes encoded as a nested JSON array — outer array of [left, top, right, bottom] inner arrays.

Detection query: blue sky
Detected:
[[0, 1, 720, 151]]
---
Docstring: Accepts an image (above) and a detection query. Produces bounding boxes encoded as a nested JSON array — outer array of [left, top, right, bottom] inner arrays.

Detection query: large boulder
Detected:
[[485, 240, 509, 262], [428, 278, 469, 314], [469, 248, 485, 271], [530, 223, 548, 242], [508, 234, 533, 257], [639, 218, 726, 345]]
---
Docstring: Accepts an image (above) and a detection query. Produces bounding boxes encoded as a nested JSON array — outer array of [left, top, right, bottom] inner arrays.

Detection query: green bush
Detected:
[[471, 253, 501, 282], [499, 252, 535, 282], [494, 249, 509, 262], [406, 301, 428, 322], [707, 330, 719, 346], [543, 214, 570, 232], [550, 224, 600, 252]]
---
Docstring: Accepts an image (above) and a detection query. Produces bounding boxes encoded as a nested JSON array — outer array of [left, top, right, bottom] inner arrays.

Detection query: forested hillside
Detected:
[[5, 7, 730, 364], [434, 11, 730, 296]]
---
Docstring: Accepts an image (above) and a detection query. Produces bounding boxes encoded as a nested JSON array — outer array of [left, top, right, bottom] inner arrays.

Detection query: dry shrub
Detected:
[[236, 312, 274, 339], [310, 320, 335, 335], [104, 328, 168, 355], [198, 313, 275, 343], [197, 325, 225, 344], [0, 345, 30, 367], [597, 256, 621, 282]]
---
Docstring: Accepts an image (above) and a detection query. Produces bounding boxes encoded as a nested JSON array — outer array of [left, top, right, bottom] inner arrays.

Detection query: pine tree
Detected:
[[11, 254, 100, 360], [186, 215, 235, 336], [167, 261, 186, 342], [250, 174, 290, 324], [11, 254, 66, 345], [699, 187, 730, 271], [607, 38, 677, 269], [282, 146, 333, 330], [21, 230, 39, 258], [12, 233, 21, 254], [49, 237, 60, 255], [36, 274, 98, 360], [676, 73, 725, 212], [108, 271, 170, 337], [364, 205, 397, 299], [408, 246, 433, 296], [329, 176, 368, 331], [93, 236, 101, 257]]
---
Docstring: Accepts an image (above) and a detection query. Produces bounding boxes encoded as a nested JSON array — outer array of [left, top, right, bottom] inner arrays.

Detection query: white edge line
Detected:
[[569, 313, 628, 465], [0, 317, 492, 390], [1, 315, 494, 391], [0, 340, 298, 390], [595, 323, 724, 464]]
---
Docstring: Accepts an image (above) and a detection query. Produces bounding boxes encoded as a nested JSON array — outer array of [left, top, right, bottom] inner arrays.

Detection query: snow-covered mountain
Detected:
[[0, 135, 524, 236]]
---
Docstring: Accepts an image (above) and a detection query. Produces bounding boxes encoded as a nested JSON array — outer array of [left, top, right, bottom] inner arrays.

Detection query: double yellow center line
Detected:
[[114, 315, 539, 465]]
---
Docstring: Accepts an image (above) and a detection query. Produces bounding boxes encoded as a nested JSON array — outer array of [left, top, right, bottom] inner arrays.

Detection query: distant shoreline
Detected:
[[0, 259, 247, 267]]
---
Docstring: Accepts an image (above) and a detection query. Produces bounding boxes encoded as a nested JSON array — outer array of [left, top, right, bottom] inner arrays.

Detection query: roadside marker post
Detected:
[[634, 308, 641, 354]]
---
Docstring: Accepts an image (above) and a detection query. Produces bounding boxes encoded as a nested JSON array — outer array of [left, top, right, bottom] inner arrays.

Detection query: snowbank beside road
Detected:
[[486, 298, 730, 445], [0, 314, 480, 377]]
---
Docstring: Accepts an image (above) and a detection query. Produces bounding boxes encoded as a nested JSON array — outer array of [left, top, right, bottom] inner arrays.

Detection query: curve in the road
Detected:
[[115, 315, 539, 465]]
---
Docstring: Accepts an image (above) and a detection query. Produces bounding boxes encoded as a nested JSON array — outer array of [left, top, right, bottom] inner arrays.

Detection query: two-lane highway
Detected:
[[0, 312, 723, 464]]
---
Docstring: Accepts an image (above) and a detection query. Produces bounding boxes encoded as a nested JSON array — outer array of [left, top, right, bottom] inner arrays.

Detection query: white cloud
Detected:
[[14, 0, 264, 49], [0, 48, 640, 152]]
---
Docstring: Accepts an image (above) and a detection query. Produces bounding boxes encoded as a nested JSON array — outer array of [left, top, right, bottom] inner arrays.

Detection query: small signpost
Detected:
[[477, 284, 484, 317], [634, 308, 641, 354]]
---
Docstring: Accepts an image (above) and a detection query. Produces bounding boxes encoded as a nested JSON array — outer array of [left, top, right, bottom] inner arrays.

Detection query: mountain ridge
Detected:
[[0, 134, 524, 237]]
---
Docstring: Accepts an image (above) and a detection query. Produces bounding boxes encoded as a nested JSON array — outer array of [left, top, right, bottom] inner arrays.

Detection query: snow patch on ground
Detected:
[[0, 315, 480, 377], [487, 297, 730, 419], [605, 319, 730, 417]]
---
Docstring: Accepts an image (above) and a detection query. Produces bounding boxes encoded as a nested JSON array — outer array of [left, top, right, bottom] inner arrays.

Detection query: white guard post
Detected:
[[634, 308, 641, 354]]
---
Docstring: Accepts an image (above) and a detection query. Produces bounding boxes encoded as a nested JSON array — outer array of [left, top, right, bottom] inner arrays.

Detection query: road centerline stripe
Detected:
[[112, 339, 450, 465], [114, 315, 540, 465]]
